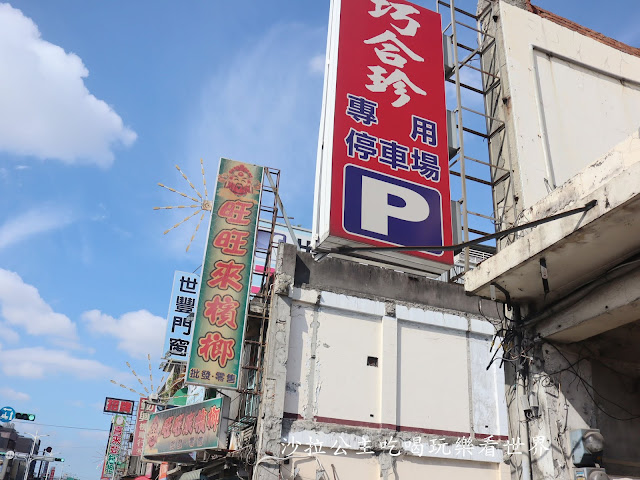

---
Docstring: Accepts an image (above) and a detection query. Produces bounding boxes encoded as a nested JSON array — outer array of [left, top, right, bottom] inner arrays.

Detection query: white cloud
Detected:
[[0, 206, 74, 249], [0, 346, 114, 379], [0, 386, 30, 401], [82, 309, 167, 359], [308, 54, 325, 74], [0, 323, 19, 343], [0, 269, 77, 339], [0, 3, 136, 166]]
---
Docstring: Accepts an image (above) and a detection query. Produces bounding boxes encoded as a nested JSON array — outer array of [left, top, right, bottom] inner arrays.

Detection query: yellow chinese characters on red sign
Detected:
[[186, 158, 263, 388]]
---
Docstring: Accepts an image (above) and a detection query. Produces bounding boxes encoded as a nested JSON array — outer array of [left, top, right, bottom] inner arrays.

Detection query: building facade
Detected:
[[254, 243, 510, 480], [467, 1, 640, 479]]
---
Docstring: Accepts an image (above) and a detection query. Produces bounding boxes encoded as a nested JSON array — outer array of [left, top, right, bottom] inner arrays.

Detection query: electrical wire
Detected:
[[546, 342, 640, 421], [26, 422, 109, 432]]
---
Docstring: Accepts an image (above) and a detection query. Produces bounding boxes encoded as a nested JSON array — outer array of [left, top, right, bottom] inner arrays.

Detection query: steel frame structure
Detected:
[[437, 0, 518, 278]]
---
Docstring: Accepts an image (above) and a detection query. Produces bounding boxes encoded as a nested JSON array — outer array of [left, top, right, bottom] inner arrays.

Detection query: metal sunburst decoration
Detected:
[[154, 159, 213, 252]]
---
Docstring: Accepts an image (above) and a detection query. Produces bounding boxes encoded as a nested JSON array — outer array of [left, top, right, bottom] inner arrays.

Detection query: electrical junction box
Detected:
[[574, 467, 609, 480], [443, 34, 454, 79]]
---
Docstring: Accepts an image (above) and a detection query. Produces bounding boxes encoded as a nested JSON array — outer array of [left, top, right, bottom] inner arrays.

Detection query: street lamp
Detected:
[[23, 432, 49, 480]]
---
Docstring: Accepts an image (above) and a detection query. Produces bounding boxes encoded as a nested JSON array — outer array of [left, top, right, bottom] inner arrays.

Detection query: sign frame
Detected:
[[131, 397, 157, 457], [141, 397, 229, 458], [101, 414, 126, 480], [312, 0, 454, 274], [103, 397, 135, 415], [186, 158, 263, 389], [0, 406, 15, 423], [161, 271, 201, 362]]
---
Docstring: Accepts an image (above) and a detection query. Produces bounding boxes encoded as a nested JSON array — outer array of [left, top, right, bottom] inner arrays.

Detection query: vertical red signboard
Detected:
[[131, 397, 156, 457], [314, 0, 453, 272]]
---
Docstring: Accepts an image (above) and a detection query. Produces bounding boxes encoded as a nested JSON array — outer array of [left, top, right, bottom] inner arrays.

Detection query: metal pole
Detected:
[[449, 0, 471, 272], [264, 170, 300, 251], [513, 306, 533, 480], [0, 456, 9, 480], [23, 431, 37, 480], [23, 432, 49, 480]]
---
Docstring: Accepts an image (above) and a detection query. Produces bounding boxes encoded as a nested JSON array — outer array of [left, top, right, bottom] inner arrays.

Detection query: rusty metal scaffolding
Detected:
[[436, 0, 517, 280], [228, 167, 284, 446]]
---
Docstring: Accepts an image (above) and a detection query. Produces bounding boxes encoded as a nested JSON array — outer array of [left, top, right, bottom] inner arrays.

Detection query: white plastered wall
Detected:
[[279, 283, 511, 480], [499, 2, 640, 209], [280, 448, 510, 480], [282, 287, 509, 455]]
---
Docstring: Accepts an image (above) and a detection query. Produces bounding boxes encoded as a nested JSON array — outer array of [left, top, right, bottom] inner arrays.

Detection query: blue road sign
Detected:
[[0, 406, 15, 423], [343, 165, 444, 254]]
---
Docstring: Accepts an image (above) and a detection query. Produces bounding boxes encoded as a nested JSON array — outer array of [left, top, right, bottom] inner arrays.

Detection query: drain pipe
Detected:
[[513, 305, 533, 480]]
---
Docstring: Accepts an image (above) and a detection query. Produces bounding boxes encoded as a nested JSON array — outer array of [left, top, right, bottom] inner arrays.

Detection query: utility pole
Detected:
[[23, 432, 50, 480]]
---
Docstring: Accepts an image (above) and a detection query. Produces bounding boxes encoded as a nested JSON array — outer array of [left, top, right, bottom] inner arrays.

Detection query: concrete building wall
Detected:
[[280, 448, 508, 480], [471, 2, 640, 480], [397, 319, 470, 433], [283, 294, 507, 437], [254, 243, 510, 480], [517, 343, 640, 480], [480, 0, 640, 237]]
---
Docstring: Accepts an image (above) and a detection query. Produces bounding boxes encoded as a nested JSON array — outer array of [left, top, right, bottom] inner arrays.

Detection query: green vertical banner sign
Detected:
[[101, 414, 126, 480], [186, 158, 263, 389]]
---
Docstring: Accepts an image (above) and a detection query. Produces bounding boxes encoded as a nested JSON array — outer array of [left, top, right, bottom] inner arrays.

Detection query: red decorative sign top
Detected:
[[103, 397, 135, 415]]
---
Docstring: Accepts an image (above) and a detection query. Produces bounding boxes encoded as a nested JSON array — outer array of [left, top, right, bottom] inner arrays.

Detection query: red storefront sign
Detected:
[[103, 397, 135, 415], [131, 397, 156, 457], [315, 0, 453, 272]]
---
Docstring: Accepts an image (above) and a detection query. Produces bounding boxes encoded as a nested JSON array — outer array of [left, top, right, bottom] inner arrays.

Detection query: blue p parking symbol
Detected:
[[343, 165, 443, 252]]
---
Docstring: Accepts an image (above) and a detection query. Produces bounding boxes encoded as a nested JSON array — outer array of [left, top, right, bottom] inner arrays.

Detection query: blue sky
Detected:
[[0, 1, 638, 479]]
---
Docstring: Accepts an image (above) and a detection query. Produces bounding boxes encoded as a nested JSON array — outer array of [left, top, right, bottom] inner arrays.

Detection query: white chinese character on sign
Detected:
[[454, 437, 473, 457], [304, 437, 326, 456], [407, 436, 424, 456], [505, 437, 524, 455], [380, 436, 401, 456], [428, 438, 451, 455], [366, 66, 426, 107], [530, 436, 550, 455], [357, 437, 374, 455], [368, 0, 421, 36], [330, 436, 349, 455], [282, 438, 301, 456], [479, 435, 499, 457], [365, 30, 424, 69]]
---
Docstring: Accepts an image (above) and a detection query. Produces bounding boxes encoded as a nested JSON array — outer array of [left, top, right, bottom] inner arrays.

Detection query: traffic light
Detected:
[[14, 412, 35, 421], [54, 458, 64, 462]]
